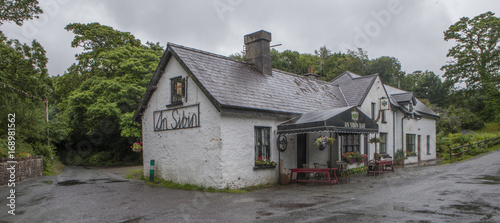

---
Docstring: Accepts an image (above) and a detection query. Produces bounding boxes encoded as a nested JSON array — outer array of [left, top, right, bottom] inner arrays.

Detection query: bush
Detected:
[[87, 151, 117, 166]]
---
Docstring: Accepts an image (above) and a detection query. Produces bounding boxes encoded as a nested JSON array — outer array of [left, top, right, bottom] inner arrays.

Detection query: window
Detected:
[[381, 110, 387, 123], [406, 134, 416, 155], [342, 134, 360, 153], [170, 76, 186, 105], [379, 133, 387, 154], [427, 135, 431, 155], [371, 102, 376, 120], [255, 127, 271, 163]]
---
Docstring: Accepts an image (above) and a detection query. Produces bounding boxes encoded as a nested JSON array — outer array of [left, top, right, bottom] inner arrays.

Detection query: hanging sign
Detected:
[[380, 98, 389, 110], [154, 104, 200, 131]]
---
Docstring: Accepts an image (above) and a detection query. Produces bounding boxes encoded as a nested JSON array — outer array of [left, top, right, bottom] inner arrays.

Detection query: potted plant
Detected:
[[394, 149, 407, 166], [314, 136, 335, 150]]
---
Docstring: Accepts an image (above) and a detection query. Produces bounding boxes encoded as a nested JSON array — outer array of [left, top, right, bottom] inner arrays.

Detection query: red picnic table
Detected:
[[289, 168, 338, 186], [367, 160, 394, 176]]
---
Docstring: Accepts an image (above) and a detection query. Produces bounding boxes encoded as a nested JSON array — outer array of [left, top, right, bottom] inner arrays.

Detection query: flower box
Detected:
[[347, 162, 364, 170]]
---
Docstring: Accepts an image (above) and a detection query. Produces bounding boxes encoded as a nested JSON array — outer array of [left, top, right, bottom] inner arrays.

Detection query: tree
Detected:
[[442, 11, 500, 120], [0, 0, 43, 26], [400, 71, 453, 107], [54, 23, 163, 165], [367, 56, 403, 87], [0, 31, 58, 172]]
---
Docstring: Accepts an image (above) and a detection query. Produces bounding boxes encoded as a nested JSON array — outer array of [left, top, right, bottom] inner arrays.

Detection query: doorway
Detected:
[[297, 134, 307, 168]]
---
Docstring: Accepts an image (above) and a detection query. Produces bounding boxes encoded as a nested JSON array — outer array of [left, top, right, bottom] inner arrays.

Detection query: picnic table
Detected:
[[289, 168, 338, 186], [367, 160, 394, 176]]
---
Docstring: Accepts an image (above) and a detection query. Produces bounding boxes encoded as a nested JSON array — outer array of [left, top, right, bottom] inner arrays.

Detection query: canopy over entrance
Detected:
[[277, 106, 378, 135]]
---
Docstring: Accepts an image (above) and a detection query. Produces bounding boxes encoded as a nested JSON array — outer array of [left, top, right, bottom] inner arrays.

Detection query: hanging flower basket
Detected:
[[369, 137, 384, 144], [131, 142, 142, 152], [313, 136, 335, 150]]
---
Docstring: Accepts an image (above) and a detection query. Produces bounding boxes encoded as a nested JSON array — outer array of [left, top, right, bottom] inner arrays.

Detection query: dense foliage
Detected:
[[0, 30, 57, 174], [442, 11, 500, 122], [0, 0, 43, 26], [52, 23, 164, 165]]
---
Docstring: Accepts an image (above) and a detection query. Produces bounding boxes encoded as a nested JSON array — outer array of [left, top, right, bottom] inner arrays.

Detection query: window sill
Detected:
[[166, 102, 183, 108], [253, 166, 276, 170], [381, 121, 387, 124]]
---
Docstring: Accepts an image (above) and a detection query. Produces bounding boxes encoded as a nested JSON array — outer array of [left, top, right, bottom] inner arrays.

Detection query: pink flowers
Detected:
[[131, 142, 142, 152]]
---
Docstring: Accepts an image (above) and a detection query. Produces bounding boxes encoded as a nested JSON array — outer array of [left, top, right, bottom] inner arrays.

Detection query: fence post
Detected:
[[449, 146, 452, 163]]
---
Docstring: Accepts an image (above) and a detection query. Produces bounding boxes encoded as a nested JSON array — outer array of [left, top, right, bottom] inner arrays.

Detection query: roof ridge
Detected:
[[272, 68, 340, 87], [168, 42, 251, 65], [352, 73, 378, 79]]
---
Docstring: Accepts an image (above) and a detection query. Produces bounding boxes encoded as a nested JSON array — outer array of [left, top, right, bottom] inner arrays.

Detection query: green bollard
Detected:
[[149, 160, 155, 182]]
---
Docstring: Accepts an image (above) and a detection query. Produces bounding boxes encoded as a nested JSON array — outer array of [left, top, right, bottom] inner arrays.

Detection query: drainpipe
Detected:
[[401, 113, 406, 156], [393, 110, 396, 157]]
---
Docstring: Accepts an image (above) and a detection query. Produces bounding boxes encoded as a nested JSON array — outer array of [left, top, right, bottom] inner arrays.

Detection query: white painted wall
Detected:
[[142, 57, 224, 189], [219, 113, 290, 189], [357, 76, 437, 163], [359, 76, 395, 159]]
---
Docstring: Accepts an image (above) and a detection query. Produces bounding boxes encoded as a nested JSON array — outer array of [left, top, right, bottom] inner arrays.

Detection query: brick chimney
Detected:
[[304, 65, 320, 80], [244, 30, 272, 75]]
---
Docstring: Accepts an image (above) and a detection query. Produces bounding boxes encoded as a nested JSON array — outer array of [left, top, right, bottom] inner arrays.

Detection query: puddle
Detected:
[[413, 209, 458, 217], [442, 201, 499, 215], [57, 180, 86, 186], [105, 180, 128, 183], [43, 181, 54, 185], [475, 175, 500, 184], [270, 202, 316, 211], [256, 210, 273, 216], [88, 178, 111, 182], [117, 216, 143, 223]]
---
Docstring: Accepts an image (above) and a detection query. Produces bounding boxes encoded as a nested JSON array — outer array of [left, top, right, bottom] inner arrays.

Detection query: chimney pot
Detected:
[[244, 30, 272, 75]]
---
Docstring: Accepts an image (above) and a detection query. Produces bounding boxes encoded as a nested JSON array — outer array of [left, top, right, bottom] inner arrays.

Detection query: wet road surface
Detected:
[[1, 149, 499, 222]]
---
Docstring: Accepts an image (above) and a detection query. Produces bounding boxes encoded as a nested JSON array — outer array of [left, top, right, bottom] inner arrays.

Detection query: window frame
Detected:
[[255, 127, 271, 165], [379, 133, 388, 154], [406, 134, 416, 155], [371, 102, 376, 120], [170, 76, 187, 106], [427, 135, 431, 155], [341, 134, 360, 154]]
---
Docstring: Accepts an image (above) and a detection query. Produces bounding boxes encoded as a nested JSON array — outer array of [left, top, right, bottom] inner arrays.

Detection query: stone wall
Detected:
[[0, 156, 43, 185]]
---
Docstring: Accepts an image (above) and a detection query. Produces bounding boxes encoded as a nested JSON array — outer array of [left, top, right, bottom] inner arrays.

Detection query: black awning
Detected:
[[277, 106, 378, 135]]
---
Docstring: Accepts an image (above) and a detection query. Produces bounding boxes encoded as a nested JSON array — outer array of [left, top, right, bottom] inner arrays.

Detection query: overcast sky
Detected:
[[1, 0, 499, 78]]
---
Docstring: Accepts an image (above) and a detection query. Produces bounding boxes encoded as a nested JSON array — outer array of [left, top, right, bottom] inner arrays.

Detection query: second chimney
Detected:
[[244, 30, 272, 75]]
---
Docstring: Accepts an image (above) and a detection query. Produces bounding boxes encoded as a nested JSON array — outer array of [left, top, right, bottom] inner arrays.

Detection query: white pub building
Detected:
[[133, 30, 439, 189]]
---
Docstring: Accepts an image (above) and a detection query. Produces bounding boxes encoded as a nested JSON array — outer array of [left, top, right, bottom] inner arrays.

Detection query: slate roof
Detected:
[[385, 85, 439, 117], [330, 71, 377, 106], [134, 44, 438, 122], [133, 43, 348, 121], [391, 92, 417, 105]]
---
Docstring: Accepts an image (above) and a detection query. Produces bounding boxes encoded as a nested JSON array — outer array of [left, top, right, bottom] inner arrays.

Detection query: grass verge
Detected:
[[126, 170, 275, 193], [441, 144, 500, 164]]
